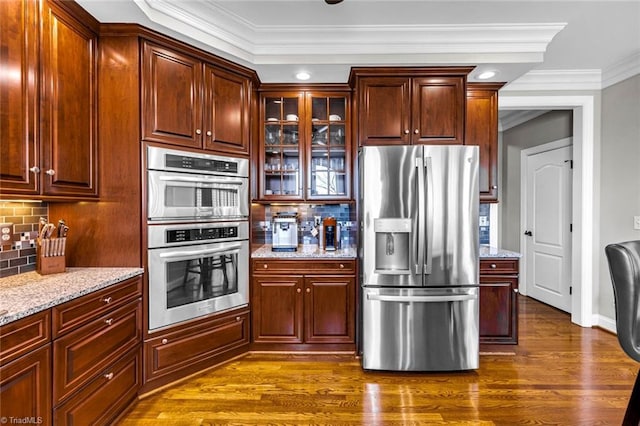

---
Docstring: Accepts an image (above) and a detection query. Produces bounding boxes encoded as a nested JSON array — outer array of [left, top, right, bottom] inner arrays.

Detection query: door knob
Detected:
[[524, 230, 533, 236]]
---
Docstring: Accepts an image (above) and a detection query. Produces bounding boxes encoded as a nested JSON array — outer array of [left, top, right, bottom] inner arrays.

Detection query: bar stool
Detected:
[[605, 240, 640, 426]]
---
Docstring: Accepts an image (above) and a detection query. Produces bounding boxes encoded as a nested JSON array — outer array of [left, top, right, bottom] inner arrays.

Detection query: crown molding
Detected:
[[133, 0, 565, 66], [602, 51, 640, 88], [498, 110, 548, 131], [502, 69, 602, 91]]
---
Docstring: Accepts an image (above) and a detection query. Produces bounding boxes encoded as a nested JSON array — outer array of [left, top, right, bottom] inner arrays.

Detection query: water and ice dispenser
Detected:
[[374, 218, 411, 274]]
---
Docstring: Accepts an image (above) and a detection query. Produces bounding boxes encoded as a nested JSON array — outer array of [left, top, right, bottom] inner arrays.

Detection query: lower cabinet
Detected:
[[251, 259, 356, 351], [479, 258, 519, 344], [142, 308, 250, 393], [0, 275, 143, 426], [0, 344, 52, 426]]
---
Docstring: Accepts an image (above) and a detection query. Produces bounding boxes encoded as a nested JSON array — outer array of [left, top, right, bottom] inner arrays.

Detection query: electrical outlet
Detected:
[[314, 216, 321, 227], [634, 216, 640, 230]]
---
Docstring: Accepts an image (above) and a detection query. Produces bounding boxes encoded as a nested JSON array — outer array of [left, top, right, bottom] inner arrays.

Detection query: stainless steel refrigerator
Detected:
[[359, 145, 479, 371]]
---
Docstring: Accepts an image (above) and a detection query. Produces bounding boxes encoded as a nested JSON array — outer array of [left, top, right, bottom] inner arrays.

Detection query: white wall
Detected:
[[599, 74, 640, 321]]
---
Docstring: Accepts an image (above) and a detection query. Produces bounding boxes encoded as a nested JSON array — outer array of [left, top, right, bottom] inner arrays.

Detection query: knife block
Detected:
[[36, 238, 66, 275]]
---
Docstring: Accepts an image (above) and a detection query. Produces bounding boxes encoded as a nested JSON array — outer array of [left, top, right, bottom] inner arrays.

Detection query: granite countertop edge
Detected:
[[479, 245, 522, 258], [0, 267, 144, 326], [252, 244, 357, 259]]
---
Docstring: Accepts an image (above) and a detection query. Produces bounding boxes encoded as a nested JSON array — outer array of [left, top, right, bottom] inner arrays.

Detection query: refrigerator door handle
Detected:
[[366, 293, 476, 303], [424, 156, 434, 275], [415, 157, 425, 275]]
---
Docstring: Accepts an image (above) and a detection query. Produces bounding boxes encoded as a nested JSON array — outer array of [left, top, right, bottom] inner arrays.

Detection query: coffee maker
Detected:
[[322, 217, 339, 251], [272, 212, 298, 252]]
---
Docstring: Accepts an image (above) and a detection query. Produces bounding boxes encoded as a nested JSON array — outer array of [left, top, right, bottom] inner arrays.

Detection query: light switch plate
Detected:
[[634, 216, 640, 230]]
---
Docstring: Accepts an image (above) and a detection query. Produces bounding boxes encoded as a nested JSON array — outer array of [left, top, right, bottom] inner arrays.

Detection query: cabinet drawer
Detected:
[[253, 259, 356, 275], [480, 259, 519, 275], [145, 311, 249, 382], [54, 346, 141, 426], [0, 310, 51, 366], [53, 275, 142, 337], [53, 299, 141, 404]]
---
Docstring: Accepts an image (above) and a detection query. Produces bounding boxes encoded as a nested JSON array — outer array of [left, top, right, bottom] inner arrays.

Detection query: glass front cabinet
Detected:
[[258, 89, 351, 201]]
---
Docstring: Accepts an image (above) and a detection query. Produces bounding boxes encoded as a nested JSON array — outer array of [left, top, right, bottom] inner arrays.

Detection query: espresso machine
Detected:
[[322, 217, 339, 251], [272, 212, 298, 252]]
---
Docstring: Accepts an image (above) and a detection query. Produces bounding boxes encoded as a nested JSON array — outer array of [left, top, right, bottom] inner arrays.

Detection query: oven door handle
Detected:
[[158, 244, 242, 259], [158, 175, 245, 186]]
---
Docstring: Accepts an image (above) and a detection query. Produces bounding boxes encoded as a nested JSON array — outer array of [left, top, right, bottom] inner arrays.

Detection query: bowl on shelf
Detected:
[[329, 114, 341, 121], [286, 114, 299, 121]]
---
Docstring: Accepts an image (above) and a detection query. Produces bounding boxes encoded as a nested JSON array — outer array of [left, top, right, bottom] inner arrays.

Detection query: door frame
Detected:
[[500, 95, 596, 327], [519, 137, 573, 308]]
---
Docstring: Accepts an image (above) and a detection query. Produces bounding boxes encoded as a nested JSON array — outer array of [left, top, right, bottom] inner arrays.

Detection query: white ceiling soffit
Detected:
[[133, 0, 565, 76]]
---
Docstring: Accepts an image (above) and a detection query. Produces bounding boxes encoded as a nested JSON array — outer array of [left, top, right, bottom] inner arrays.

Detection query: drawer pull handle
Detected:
[[490, 264, 497, 269], [161, 338, 168, 344], [103, 297, 112, 304], [263, 264, 268, 269], [236, 316, 241, 322], [514, 288, 519, 294], [306, 288, 311, 293], [339, 264, 345, 269], [104, 372, 114, 380], [297, 288, 301, 293], [105, 318, 113, 326]]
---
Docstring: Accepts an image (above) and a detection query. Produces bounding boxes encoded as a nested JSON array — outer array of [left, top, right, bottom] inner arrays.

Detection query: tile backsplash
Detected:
[[0, 201, 48, 278]]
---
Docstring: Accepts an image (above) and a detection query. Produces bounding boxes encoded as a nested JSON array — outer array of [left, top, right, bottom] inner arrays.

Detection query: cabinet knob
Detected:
[[104, 372, 114, 380], [161, 338, 168, 344], [102, 297, 112, 304], [414, 129, 419, 134], [339, 264, 345, 269], [514, 288, 519, 293], [196, 129, 202, 135], [306, 288, 311, 293], [45, 169, 55, 176], [404, 129, 410, 135], [206, 130, 212, 136], [490, 264, 497, 269], [236, 316, 241, 322], [297, 288, 301, 293], [29, 166, 40, 174], [104, 318, 113, 325], [492, 185, 498, 189], [263, 264, 268, 269]]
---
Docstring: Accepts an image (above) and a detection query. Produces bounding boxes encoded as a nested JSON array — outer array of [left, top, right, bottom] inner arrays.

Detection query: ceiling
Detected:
[[77, 0, 640, 88]]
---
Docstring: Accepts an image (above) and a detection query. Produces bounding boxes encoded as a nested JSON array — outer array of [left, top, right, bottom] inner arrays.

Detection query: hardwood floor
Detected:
[[121, 297, 639, 425]]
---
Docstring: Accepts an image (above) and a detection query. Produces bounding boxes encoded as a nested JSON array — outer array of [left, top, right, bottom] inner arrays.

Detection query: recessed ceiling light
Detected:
[[296, 72, 311, 81], [477, 71, 497, 80]]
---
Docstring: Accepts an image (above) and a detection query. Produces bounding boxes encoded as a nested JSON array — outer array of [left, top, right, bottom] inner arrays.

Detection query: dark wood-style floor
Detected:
[[120, 297, 639, 425]]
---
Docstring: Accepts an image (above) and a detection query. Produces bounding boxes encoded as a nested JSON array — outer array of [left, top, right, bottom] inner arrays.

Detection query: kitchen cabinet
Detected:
[[142, 308, 249, 393], [142, 40, 252, 156], [257, 88, 352, 201], [251, 259, 356, 350], [480, 258, 519, 344], [349, 67, 473, 146], [0, 0, 98, 199], [52, 275, 143, 423], [466, 83, 505, 202], [0, 311, 52, 426]]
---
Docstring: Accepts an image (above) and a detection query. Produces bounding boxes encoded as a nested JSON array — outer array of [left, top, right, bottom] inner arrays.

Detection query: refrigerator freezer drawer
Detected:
[[362, 287, 479, 371]]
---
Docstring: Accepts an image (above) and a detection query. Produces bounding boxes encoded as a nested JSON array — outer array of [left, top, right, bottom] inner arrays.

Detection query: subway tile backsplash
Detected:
[[0, 201, 48, 278]]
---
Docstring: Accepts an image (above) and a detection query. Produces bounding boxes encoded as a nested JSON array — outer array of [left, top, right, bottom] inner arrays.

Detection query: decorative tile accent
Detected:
[[0, 201, 48, 278], [479, 203, 491, 245]]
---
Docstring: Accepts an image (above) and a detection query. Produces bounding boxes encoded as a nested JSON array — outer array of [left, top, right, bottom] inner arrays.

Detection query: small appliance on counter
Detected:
[[272, 212, 299, 252], [322, 217, 339, 251]]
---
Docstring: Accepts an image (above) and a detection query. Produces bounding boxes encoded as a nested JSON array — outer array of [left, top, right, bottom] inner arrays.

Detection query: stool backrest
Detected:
[[605, 240, 640, 363]]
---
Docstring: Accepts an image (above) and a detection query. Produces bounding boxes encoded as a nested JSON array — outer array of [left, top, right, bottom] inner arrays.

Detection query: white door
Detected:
[[524, 145, 573, 312]]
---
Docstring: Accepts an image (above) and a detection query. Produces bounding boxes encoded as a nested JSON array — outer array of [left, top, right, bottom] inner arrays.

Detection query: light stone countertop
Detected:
[[479, 245, 522, 258], [0, 267, 144, 326], [252, 244, 357, 259]]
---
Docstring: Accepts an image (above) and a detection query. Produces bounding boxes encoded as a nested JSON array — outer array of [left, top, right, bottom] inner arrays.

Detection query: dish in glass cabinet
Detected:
[[329, 114, 341, 121], [267, 117, 278, 121]]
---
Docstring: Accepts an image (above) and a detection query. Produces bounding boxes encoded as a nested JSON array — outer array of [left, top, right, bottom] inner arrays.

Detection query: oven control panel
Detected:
[[167, 226, 238, 243]]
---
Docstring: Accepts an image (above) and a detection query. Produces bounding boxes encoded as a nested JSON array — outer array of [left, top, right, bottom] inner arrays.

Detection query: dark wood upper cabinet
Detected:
[[142, 41, 251, 155], [466, 83, 505, 202], [0, 0, 98, 199], [351, 67, 473, 146]]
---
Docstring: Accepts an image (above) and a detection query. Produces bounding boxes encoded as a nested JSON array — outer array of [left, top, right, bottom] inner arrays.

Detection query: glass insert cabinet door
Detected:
[[262, 94, 303, 199], [308, 95, 348, 199]]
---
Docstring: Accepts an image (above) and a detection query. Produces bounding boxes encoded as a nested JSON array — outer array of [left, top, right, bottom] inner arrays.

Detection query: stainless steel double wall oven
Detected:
[[146, 146, 250, 330]]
